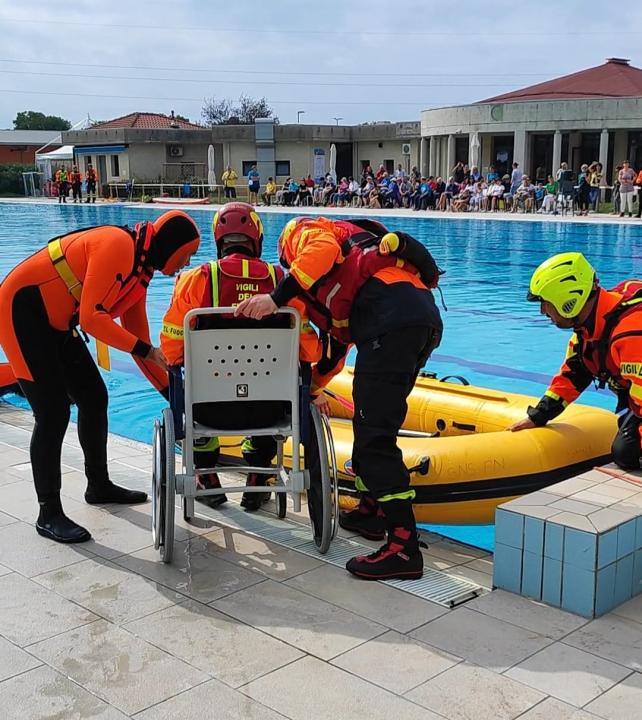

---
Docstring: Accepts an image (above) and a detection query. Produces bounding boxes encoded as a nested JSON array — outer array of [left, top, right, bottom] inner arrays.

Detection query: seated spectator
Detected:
[[368, 184, 381, 209], [438, 177, 459, 211], [394, 163, 406, 179], [379, 172, 392, 190], [540, 175, 558, 214], [322, 178, 336, 206], [382, 177, 402, 208], [399, 178, 412, 207], [501, 174, 513, 210], [410, 165, 420, 183], [332, 177, 350, 206], [487, 165, 499, 182], [313, 181, 326, 206], [415, 178, 434, 211], [275, 179, 290, 206], [261, 177, 277, 206], [304, 174, 315, 190], [359, 177, 375, 207], [361, 164, 373, 184], [470, 166, 482, 182], [375, 164, 386, 182], [488, 178, 505, 211], [452, 185, 472, 212], [347, 176, 360, 205], [534, 182, 546, 210], [469, 181, 484, 211], [433, 177, 446, 204], [512, 176, 535, 213], [296, 178, 312, 206]]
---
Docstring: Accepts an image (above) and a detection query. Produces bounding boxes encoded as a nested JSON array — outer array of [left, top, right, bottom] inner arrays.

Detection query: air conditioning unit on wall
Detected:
[[168, 145, 184, 158], [401, 143, 411, 155]]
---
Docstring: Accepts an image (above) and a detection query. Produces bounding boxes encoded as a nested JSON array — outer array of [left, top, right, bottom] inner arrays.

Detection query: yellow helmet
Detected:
[[527, 252, 596, 318]]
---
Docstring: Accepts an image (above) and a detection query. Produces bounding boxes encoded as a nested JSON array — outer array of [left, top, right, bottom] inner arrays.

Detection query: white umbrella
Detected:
[[469, 133, 481, 169], [329, 143, 337, 183], [207, 144, 216, 188]]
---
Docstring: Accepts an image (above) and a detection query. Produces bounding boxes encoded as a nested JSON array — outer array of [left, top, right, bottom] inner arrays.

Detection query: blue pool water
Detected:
[[2, 202, 642, 551]]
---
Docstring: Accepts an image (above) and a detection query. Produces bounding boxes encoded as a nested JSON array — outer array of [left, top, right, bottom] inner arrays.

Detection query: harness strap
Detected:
[[47, 238, 111, 370], [596, 296, 642, 388]]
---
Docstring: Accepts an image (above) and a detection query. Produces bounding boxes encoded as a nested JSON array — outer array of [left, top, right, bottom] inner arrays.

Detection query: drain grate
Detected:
[[208, 503, 482, 608]]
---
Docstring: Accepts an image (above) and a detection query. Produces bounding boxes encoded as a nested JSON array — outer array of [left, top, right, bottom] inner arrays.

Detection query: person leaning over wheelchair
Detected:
[[160, 202, 335, 512], [235, 216, 443, 581]]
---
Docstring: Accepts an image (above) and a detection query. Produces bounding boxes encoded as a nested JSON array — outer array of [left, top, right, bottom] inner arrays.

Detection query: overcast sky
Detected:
[[1, 1, 641, 129]]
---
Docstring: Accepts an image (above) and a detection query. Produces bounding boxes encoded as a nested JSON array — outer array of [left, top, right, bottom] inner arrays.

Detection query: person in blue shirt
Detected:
[[247, 164, 260, 205], [383, 178, 401, 208]]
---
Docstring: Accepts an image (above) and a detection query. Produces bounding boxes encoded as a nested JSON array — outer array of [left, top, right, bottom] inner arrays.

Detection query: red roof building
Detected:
[[91, 112, 202, 130], [420, 59, 642, 184], [480, 58, 642, 104]]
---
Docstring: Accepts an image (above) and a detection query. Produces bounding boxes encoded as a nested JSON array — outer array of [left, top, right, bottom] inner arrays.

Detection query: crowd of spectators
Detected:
[[234, 159, 642, 218]]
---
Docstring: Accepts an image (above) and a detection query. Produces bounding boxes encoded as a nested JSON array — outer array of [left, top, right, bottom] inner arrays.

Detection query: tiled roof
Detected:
[[91, 112, 203, 130], [479, 58, 642, 103]]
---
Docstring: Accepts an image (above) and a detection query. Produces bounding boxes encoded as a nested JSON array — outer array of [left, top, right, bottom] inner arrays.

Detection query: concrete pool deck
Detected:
[[0, 403, 641, 719], [2, 196, 642, 227]]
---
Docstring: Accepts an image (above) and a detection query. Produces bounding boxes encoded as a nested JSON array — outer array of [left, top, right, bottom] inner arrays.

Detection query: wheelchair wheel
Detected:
[[307, 405, 338, 554], [160, 408, 176, 563], [276, 486, 287, 519], [182, 496, 194, 523], [151, 419, 164, 551]]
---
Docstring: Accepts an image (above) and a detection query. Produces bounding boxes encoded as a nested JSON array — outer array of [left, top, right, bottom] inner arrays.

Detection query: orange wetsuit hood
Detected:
[[149, 210, 201, 275]]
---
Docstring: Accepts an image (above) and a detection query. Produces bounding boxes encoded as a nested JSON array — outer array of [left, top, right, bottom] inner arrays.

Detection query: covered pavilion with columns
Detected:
[[419, 58, 642, 187]]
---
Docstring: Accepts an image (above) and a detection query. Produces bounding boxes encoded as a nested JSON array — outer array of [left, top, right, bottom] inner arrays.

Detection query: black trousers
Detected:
[[612, 411, 642, 470], [351, 326, 437, 504], [12, 287, 108, 501]]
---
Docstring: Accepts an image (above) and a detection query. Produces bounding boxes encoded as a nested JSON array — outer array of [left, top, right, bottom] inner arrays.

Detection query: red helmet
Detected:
[[212, 202, 263, 258]]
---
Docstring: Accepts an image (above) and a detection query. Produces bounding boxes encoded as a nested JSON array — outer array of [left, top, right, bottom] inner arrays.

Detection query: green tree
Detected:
[[13, 111, 71, 131], [201, 95, 277, 126]]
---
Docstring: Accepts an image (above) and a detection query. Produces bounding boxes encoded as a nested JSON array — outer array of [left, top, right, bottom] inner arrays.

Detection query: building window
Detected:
[[455, 136, 469, 166], [275, 160, 290, 176], [242, 161, 257, 176], [111, 155, 120, 177], [384, 159, 394, 174]]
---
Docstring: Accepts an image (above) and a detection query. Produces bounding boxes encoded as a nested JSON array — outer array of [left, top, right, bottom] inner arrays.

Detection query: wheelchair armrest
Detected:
[[168, 366, 186, 441]]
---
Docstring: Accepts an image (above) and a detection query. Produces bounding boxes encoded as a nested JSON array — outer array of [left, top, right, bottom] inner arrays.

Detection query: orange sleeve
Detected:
[[287, 297, 322, 364], [121, 299, 168, 394], [160, 266, 209, 366], [546, 333, 594, 406], [78, 233, 151, 354], [288, 227, 342, 290]]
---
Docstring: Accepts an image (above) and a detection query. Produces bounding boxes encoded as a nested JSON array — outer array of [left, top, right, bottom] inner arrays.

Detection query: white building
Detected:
[[420, 58, 642, 184]]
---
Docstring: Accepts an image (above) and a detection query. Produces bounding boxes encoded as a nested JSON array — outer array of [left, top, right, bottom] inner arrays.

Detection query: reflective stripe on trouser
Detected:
[[351, 325, 436, 528]]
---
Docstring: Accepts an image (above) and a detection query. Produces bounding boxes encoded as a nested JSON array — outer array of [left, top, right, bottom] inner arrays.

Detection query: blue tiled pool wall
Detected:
[[494, 508, 642, 616]]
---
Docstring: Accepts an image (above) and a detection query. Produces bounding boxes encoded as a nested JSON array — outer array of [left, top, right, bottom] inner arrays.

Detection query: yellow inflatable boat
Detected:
[[322, 369, 615, 524], [219, 368, 616, 525]]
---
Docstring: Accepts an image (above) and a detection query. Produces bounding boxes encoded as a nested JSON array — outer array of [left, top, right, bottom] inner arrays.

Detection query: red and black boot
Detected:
[[338, 494, 385, 541], [241, 473, 271, 512], [196, 473, 227, 508], [346, 526, 424, 580]]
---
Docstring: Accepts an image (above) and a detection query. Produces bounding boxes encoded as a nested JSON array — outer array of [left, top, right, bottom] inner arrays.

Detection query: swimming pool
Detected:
[[2, 202, 641, 550]]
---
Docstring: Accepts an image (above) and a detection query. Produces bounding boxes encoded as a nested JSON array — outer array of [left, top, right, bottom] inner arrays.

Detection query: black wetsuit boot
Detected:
[[338, 494, 385, 540], [346, 499, 423, 580], [36, 494, 91, 543], [84, 465, 148, 505]]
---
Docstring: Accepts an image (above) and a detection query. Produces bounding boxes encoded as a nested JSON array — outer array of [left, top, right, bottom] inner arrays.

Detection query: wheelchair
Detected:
[[151, 307, 339, 563]]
